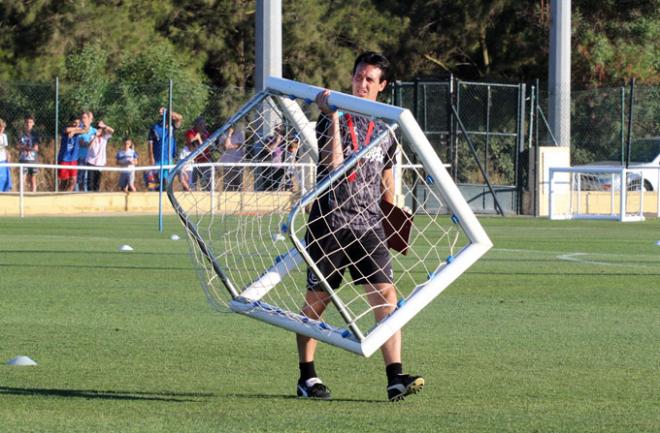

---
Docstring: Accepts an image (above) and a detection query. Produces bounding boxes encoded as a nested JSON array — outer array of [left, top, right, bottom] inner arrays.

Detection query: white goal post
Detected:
[[167, 76, 492, 357], [549, 166, 645, 222]]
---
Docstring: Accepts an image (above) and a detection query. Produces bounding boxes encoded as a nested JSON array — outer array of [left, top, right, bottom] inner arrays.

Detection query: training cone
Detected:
[[6, 356, 38, 366], [119, 244, 134, 252]]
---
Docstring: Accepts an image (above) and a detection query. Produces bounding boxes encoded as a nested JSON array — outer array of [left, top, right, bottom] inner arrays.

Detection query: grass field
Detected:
[[1, 215, 659, 433]]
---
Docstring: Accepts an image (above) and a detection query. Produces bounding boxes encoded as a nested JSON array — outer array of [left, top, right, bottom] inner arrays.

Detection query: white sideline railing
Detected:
[[0, 161, 454, 217], [0, 161, 317, 217]]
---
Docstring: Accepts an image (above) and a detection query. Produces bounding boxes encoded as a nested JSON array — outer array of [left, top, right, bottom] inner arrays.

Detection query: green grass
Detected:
[[1, 215, 659, 433]]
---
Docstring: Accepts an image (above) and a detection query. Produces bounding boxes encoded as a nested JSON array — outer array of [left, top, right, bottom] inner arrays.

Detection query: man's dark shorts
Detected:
[[306, 223, 393, 291]]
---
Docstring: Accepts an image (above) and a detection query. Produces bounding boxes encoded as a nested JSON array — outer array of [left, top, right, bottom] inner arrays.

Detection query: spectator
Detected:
[[219, 127, 245, 191], [0, 118, 12, 192], [116, 138, 138, 192], [282, 133, 302, 192], [186, 116, 211, 190], [17, 114, 40, 192], [86, 120, 114, 192], [256, 124, 285, 191], [178, 139, 194, 192], [77, 111, 97, 192], [57, 116, 85, 192], [147, 107, 182, 185]]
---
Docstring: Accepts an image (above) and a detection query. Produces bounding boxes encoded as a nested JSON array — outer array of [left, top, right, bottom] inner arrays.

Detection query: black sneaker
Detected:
[[387, 374, 425, 401], [297, 377, 332, 400]]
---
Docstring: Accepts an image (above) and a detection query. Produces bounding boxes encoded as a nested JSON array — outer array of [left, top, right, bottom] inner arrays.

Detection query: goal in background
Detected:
[[167, 77, 492, 357], [549, 166, 645, 222]]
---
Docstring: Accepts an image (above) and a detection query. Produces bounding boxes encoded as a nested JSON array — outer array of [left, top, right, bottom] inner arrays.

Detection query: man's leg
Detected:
[[366, 282, 424, 401], [366, 283, 401, 365], [295, 289, 332, 399], [297, 290, 331, 361]]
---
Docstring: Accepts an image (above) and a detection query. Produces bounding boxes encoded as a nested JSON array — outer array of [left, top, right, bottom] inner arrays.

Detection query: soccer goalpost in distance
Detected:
[[549, 166, 645, 222], [167, 77, 493, 357]]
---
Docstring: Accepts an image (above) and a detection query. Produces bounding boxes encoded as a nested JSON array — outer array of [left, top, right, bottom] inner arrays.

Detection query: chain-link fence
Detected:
[[0, 79, 254, 193], [391, 78, 525, 214], [537, 83, 660, 165], [3, 77, 656, 214]]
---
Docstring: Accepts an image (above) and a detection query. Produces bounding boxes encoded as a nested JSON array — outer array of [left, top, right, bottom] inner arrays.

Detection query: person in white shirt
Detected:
[[86, 120, 114, 191], [178, 142, 194, 192]]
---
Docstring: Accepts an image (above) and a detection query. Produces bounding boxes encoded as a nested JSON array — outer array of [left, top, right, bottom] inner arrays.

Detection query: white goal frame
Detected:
[[549, 166, 645, 222], [168, 76, 493, 357]]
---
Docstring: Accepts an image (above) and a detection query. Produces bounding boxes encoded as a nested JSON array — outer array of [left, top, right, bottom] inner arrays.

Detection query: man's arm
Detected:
[[381, 168, 395, 205], [99, 121, 114, 135], [158, 107, 183, 128], [169, 110, 183, 128], [315, 90, 343, 169], [147, 140, 155, 165], [65, 125, 85, 137]]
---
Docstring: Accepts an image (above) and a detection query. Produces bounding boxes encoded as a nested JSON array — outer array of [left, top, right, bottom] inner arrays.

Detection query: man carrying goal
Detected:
[[296, 52, 425, 401]]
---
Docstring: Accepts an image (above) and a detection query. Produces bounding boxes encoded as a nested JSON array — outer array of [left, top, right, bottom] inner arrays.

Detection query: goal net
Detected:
[[167, 77, 492, 357], [549, 166, 645, 222]]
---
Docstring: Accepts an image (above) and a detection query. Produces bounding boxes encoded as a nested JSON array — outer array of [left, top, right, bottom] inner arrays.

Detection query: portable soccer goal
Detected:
[[167, 77, 492, 357], [548, 166, 645, 222]]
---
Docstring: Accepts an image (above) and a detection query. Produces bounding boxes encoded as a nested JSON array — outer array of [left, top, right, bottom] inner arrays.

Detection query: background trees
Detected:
[[0, 0, 657, 142], [1, 0, 657, 89]]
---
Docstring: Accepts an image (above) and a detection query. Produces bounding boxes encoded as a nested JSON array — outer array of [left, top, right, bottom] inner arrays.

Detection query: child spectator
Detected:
[[116, 138, 138, 192], [17, 114, 40, 192], [220, 127, 245, 191], [178, 140, 194, 192], [57, 116, 84, 192]]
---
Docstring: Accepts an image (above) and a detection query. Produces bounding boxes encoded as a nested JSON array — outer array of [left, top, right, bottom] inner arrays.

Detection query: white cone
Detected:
[[170, 234, 181, 241], [119, 244, 134, 252], [6, 356, 37, 366]]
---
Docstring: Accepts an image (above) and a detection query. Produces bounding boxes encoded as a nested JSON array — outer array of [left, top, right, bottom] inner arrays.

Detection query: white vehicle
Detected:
[[579, 138, 660, 191]]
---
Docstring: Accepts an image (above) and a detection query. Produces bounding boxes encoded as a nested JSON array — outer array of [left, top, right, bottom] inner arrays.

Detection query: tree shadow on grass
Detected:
[[0, 386, 214, 402]]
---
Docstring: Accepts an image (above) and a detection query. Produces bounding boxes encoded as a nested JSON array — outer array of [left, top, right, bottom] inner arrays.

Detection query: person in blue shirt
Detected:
[[147, 107, 182, 185], [57, 116, 85, 191], [76, 111, 97, 192]]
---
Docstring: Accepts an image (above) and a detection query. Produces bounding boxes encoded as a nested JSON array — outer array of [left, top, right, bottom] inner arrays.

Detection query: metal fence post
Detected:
[[516, 83, 526, 214], [620, 86, 625, 165], [19, 164, 24, 217], [625, 78, 635, 168], [54, 76, 59, 192]]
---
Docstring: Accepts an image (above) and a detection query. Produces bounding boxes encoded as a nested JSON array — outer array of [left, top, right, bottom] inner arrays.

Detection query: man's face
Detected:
[[24, 119, 34, 131], [81, 112, 92, 127], [351, 63, 387, 101]]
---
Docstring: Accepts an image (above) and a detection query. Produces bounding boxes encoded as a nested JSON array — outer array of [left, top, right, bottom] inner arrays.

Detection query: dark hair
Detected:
[[352, 51, 391, 84], [24, 114, 35, 121]]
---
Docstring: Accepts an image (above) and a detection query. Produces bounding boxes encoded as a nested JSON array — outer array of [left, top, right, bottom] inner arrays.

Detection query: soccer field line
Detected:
[[493, 247, 660, 269]]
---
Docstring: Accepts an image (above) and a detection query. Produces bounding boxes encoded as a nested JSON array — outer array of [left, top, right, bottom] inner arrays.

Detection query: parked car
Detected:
[[577, 137, 660, 192]]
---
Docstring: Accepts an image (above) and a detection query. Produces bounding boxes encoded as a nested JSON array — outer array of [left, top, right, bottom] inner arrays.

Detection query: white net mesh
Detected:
[[168, 85, 475, 352]]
